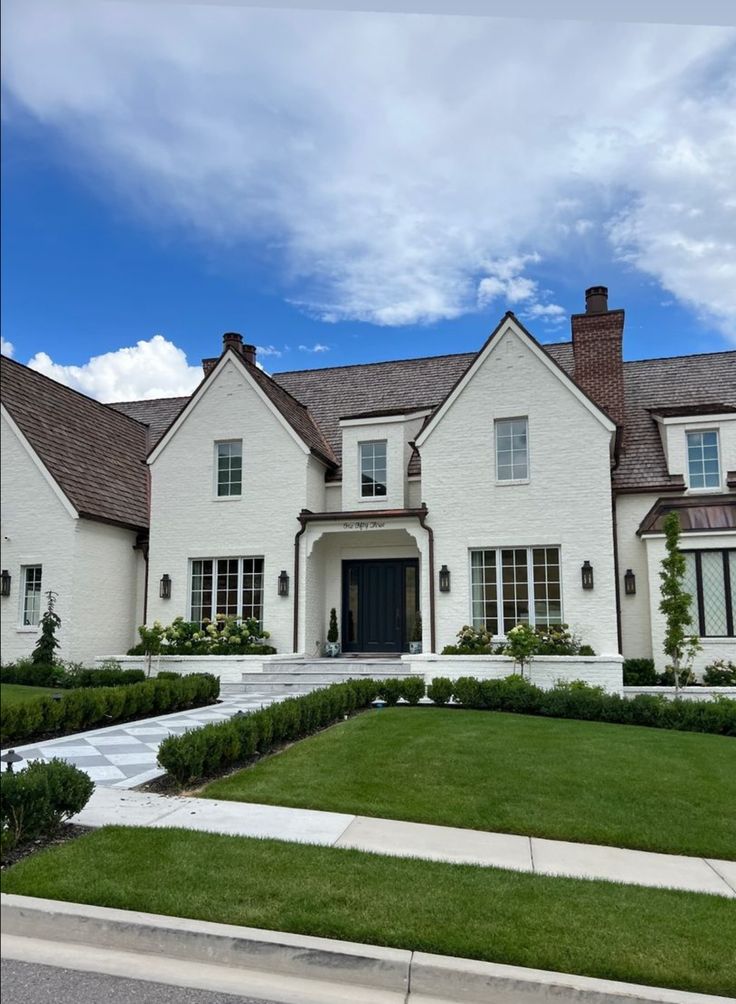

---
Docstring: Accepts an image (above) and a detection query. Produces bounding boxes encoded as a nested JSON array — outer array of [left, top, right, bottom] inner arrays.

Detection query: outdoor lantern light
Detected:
[[159, 574, 172, 599], [1, 750, 23, 773], [0, 569, 10, 597], [581, 561, 594, 590], [624, 568, 637, 596], [278, 569, 289, 597], [439, 564, 451, 592]]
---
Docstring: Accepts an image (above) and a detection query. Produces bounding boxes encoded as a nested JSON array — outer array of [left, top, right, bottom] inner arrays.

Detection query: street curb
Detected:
[[1, 894, 731, 1004]]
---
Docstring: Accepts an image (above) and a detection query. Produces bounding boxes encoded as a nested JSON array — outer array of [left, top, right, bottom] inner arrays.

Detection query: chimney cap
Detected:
[[222, 331, 243, 346], [585, 286, 609, 313]]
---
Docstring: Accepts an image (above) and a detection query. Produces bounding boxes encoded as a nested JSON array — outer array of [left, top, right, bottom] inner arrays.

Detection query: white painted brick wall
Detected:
[[419, 325, 619, 656], [403, 654, 624, 693], [615, 493, 659, 659], [623, 686, 736, 702]]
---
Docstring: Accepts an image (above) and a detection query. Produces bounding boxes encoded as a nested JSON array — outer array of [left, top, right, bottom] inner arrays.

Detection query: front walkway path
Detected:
[[71, 786, 736, 899], [2, 694, 292, 789]]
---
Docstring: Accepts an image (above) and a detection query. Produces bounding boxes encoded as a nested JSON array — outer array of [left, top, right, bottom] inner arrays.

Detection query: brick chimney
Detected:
[[571, 286, 625, 429], [202, 333, 257, 376]]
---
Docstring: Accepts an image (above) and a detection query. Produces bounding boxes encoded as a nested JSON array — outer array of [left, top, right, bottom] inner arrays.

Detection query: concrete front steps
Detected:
[[224, 658, 406, 695]]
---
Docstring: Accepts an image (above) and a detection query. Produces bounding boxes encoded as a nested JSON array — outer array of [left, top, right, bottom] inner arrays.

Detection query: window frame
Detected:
[[469, 545, 562, 637], [214, 440, 243, 499], [494, 417, 529, 484], [681, 547, 735, 638], [359, 439, 388, 499], [20, 564, 43, 628], [188, 556, 265, 626], [685, 428, 721, 492]]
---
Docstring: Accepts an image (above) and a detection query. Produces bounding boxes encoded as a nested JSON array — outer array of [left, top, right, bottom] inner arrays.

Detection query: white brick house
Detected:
[[2, 286, 735, 670]]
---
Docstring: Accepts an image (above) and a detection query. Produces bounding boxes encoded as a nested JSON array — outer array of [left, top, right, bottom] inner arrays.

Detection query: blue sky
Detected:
[[2, 2, 735, 400]]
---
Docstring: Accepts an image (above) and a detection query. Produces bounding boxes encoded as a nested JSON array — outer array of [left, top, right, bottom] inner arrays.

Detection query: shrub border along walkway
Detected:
[[156, 677, 735, 787]]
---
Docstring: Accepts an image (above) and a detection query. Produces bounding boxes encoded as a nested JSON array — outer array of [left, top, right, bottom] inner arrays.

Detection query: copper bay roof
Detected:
[[1, 355, 149, 529]]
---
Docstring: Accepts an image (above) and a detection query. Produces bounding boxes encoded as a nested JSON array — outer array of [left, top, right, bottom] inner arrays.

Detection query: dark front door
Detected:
[[342, 559, 418, 653]]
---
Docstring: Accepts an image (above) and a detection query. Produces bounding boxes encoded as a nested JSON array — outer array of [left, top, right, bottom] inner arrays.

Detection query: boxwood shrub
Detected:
[[429, 675, 736, 736], [158, 678, 381, 785], [0, 759, 94, 859], [0, 674, 219, 746], [0, 663, 146, 689]]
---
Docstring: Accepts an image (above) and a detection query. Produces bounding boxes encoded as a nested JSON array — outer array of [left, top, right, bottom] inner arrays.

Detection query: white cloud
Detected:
[[477, 254, 564, 326], [2, 3, 735, 334], [1, 337, 15, 357], [298, 343, 330, 353], [256, 344, 283, 357], [27, 335, 203, 401]]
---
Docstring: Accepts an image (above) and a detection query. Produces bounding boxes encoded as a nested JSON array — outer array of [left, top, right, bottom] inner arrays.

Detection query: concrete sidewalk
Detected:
[[72, 786, 736, 898]]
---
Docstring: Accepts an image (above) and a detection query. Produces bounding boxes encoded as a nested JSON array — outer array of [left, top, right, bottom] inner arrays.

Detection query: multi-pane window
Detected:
[[216, 441, 242, 497], [471, 547, 561, 635], [683, 549, 735, 637], [495, 418, 529, 481], [686, 430, 720, 489], [22, 565, 42, 626], [360, 441, 387, 498], [190, 557, 264, 625]]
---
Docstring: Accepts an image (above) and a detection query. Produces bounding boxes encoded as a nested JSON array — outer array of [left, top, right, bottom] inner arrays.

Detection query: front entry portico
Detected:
[[342, 558, 419, 653]]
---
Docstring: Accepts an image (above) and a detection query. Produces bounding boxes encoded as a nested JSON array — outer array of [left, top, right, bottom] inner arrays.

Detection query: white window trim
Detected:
[[468, 545, 563, 639], [685, 428, 722, 494], [494, 417, 530, 485], [19, 564, 43, 628], [358, 439, 388, 500], [213, 440, 243, 500], [188, 556, 265, 624]]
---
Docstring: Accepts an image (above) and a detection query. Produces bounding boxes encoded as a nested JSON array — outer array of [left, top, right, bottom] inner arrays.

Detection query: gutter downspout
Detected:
[[417, 504, 436, 653], [611, 431, 623, 655], [293, 512, 310, 653]]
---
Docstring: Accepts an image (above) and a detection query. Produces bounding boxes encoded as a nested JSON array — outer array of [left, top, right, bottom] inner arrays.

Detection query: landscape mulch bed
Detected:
[[1, 825, 94, 871]]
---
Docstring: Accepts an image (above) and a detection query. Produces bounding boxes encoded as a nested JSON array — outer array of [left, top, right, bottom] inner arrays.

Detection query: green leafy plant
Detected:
[[441, 624, 493, 655], [703, 660, 736, 687], [399, 676, 425, 705], [622, 658, 658, 686], [327, 608, 339, 644], [427, 677, 453, 705], [505, 623, 538, 677], [31, 591, 61, 666], [411, 612, 422, 644], [1, 663, 145, 689], [659, 512, 701, 692], [129, 616, 276, 658]]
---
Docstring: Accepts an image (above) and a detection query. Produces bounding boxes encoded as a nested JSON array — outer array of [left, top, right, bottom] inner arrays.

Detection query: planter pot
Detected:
[[409, 641, 423, 655], [325, 641, 341, 658]]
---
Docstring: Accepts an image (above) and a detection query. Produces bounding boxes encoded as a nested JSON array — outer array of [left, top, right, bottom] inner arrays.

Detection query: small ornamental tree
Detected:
[[327, 608, 339, 644], [31, 591, 61, 665], [411, 612, 423, 644], [505, 623, 538, 678], [659, 511, 701, 691]]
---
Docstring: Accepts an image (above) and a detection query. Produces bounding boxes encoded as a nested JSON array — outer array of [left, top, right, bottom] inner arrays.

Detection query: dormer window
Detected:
[[216, 440, 242, 497], [686, 430, 720, 490], [360, 441, 387, 498]]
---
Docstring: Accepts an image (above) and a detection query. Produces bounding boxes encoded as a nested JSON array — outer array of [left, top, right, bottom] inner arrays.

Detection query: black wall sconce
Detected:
[[439, 565, 451, 593], [624, 568, 636, 596], [159, 574, 172, 599], [581, 561, 594, 590], [278, 569, 290, 597], [0, 570, 10, 597]]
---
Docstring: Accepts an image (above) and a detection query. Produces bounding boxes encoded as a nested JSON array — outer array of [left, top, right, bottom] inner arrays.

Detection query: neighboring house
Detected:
[[2, 286, 734, 669]]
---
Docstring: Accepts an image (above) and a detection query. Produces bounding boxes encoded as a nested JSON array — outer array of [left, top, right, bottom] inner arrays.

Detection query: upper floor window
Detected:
[[360, 440, 387, 498], [22, 565, 42, 626], [216, 441, 242, 497], [683, 549, 735, 638], [470, 546, 561, 636], [686, 430, 720, 490], [495, 418, 528, 482]]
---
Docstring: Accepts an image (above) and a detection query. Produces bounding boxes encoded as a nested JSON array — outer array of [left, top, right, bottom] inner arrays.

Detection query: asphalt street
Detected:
[[1, 960, 274, 1004]]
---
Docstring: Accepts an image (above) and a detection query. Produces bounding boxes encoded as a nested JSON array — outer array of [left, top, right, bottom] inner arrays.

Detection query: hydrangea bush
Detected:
[[128, 614, 276, 656]]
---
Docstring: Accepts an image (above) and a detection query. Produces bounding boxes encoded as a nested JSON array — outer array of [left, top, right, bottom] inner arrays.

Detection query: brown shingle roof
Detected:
[[109, 396, 190, 447], [1, 355, 149, 530]]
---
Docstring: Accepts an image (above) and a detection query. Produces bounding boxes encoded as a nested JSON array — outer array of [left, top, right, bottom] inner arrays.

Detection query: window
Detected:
[[471, 547, 561, 635], [216, 441, 242, 497], [360, 440, 387, 498], [190, 557, 264, 625], [22, 565, 42, 626], [683, 549, 735, 637], [686, 430, 720, 490], [495, 418, 528, 481]]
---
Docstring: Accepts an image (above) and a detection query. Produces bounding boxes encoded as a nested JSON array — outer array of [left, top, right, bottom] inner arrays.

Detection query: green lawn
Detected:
[[0, 683, 60, 706], [2, 826, 734, 997], [202, 707, 736, 859]]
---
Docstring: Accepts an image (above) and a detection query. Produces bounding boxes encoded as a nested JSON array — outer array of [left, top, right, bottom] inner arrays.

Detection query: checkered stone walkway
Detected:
[[2, 693, 293, 789]]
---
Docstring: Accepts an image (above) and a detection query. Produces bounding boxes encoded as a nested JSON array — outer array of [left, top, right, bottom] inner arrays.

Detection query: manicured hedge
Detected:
[[0, 758, 94, 859], [430, 675, 736, 736], [0, 674, 219, 746], [158, 678, 385, 785], [0, 663, 146, 689]]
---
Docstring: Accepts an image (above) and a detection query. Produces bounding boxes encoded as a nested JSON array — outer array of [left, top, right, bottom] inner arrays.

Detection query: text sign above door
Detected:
[[342, 520, 386, 530]]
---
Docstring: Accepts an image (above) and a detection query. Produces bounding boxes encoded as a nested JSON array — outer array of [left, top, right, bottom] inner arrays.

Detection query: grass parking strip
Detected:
[[2, 825, 735, 998], [200, 707, 736, 860]]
